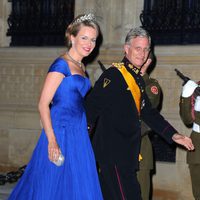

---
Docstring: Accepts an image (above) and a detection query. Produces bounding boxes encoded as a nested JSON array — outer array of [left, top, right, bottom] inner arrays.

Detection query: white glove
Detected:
[[194, 96, 200, 112], [182, 80, 198, 98]]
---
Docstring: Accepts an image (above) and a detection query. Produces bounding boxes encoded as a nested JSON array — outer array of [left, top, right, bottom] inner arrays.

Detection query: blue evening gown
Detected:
[[8, 58, 103, 200]]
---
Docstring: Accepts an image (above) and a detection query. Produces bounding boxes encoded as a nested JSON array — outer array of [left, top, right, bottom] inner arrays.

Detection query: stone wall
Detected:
[[0, 0, 200, 199], [1, 45, 199, 199], [151, 46, 200, 200], [0, 47, 64, 168]]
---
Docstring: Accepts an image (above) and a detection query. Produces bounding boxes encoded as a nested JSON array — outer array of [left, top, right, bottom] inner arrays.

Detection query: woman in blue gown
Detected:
[[8, 13, 103, 200]]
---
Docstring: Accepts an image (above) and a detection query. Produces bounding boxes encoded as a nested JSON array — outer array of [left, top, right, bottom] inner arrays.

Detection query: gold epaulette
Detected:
[[112, 62, 125, 69], [112, 62, 140, 74]]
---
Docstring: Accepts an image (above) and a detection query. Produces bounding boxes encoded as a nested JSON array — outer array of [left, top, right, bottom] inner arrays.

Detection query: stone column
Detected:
[[122, 0, 143, 37], [75, 0, 144, 46], [0, 0, 11, 47]]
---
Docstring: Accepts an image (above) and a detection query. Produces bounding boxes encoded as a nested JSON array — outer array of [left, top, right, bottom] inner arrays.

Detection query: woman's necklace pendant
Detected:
[[66, 52, 82, 69]]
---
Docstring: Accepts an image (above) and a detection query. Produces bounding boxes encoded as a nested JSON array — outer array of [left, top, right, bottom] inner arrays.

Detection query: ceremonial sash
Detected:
[[113, 63, 141, 114], [113, 63, 142, 161]]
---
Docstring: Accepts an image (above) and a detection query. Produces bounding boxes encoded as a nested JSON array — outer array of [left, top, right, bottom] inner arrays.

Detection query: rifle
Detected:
[[174, 68, 190, 85], [97, 60, 106, 72], [175, 68, 200, 96]]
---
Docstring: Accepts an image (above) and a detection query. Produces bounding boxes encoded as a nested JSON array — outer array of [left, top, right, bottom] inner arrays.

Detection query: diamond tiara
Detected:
[[73, 13, 96, 25]]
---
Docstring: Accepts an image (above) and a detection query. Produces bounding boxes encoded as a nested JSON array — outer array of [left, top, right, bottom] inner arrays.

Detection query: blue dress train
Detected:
[[8, 58, 103, 200]]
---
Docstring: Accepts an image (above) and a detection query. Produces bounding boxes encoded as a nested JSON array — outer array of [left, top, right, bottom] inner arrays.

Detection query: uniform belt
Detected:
[[193, 122, 200, 133]]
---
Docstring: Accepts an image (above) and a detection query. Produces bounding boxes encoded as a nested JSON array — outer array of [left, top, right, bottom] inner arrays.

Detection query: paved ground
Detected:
[[0, 182, 16, 200], [0, 166, 25, 200]]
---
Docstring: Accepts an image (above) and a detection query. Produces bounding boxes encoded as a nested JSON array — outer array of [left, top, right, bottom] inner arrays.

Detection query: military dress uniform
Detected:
[[85, 57, 177, 200], [180, 81, 200, 200], [137, 73, 162, 200]]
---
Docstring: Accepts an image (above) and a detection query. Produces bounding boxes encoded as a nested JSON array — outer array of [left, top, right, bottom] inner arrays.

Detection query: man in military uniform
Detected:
[[179, 79, 200, 200], [85, 27, 194, 200], [137, 54, 162, 200]]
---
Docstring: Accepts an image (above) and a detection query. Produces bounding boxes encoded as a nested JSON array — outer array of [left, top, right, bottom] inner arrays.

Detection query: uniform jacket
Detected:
[[142, 73, 161, 109], [85, 57, 177, 169], [140, 73, 162, 169], [180, 91, 200, 164]]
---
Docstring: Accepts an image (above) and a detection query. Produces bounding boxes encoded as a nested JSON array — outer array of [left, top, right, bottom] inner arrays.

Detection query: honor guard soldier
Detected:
[[179, 78, 200, 200], [85, 27, 194, 200], [137, 54, 162, 200]]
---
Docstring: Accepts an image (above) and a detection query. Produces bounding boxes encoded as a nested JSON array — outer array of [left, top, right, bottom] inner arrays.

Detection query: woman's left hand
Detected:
[[48, 141, 60, 162]]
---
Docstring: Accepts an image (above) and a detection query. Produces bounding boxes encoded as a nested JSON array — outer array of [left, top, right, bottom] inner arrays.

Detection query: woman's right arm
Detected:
[[38, 72, 64, 162]]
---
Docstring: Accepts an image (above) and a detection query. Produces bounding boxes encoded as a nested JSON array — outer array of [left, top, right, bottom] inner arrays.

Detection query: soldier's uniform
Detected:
[[180, 81, 200, 200], [85, 57, 177, 200], [137, 73, 162, 200]]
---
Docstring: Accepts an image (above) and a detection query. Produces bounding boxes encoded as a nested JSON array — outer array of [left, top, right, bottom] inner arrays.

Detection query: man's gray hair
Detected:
[[125, 27, 151, 46]]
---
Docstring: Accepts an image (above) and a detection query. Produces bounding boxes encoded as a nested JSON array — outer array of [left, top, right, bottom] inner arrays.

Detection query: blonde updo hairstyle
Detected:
[[65, 13, 100, 49]]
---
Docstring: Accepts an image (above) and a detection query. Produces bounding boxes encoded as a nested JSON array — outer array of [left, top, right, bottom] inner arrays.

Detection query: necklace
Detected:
[[66, 51, 83, 69]]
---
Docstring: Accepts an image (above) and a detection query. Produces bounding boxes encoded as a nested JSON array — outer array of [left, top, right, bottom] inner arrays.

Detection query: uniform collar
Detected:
[[122, 57, 141, 75]]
